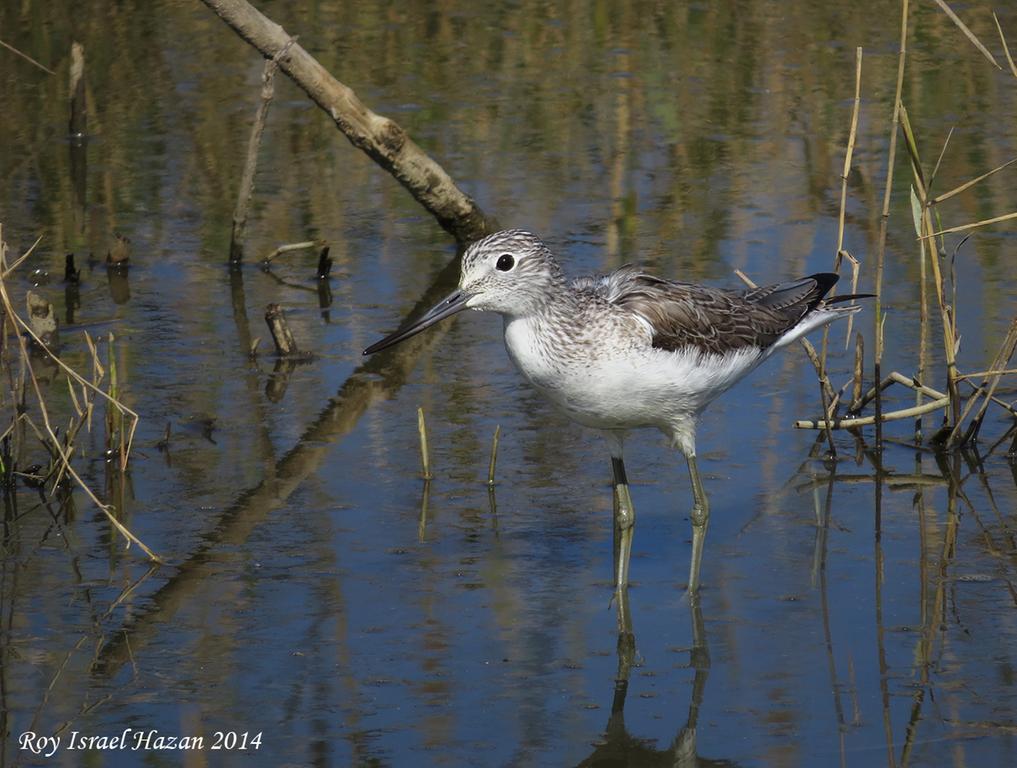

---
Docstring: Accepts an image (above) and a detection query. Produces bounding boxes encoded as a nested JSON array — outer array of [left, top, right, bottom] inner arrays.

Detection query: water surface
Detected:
[[1, 1, 1016, 766]]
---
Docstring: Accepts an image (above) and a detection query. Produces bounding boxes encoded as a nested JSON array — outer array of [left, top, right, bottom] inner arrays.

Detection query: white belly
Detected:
[[503, 315, 763, 432]]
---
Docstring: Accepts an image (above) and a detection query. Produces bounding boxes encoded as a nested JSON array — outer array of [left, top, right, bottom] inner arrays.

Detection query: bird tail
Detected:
[[771, 299, 864, 351]]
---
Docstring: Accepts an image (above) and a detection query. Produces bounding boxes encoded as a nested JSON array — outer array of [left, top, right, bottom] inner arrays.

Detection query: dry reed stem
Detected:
[[923, 210, 1017, 237], [836, 48, 863, 267], [873, 0, 910, 448], [931, 0, 1002, 69], [955, 368, 1017, 380], [18, 339, 159, 561], [960, 380, 1016, 417], [15, 317, 138, 460], [840, 249, 861, 349], [0, 39, 56, 75], [795, 397, 950, 430], [1, 235, 43, 278], [994, 12, 1017, 79], [889, 371, 945, 399], [929, 127, 954, 190], [930, 156, 1017, 205], [417, 407, 432, 480], [0, 232, 156, 560], [900, 105, 961, 426], [851, 370, 945, 414], [949, 317, 1017, 446], [852, 333, 864, 411], [823, 47, 863, 364]]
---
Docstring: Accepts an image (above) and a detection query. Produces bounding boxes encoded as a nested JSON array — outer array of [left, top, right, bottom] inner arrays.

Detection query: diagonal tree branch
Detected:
[[200, 0, 497, 244]]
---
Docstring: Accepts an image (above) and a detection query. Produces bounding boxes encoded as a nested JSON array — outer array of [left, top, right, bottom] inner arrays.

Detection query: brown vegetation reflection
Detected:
[[1, 0, 1016, 765]]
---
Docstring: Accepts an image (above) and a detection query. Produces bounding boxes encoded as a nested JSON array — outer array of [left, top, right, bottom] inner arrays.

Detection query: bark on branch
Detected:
[[200, 0, 497, 244]]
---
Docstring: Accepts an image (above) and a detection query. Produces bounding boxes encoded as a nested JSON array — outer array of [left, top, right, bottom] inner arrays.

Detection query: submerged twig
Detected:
[[261, 240, 322, 264]]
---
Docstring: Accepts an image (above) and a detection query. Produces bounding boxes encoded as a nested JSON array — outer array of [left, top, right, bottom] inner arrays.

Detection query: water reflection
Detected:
[[790, 431, 1017, 766], [578, 592, 733, 768], [1, 0, 1016, 765]]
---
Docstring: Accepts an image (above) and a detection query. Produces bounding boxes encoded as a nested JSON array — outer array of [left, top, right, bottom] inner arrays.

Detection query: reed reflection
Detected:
[[793, 429, 1016, 767]]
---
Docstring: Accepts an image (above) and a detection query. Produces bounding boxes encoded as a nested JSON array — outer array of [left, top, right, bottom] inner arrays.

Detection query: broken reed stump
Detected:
[[26, 291, 57, 348], [105, 234, 131, 305], [64, 254, 81, 325], [64, 253, 80, 283], [316, 246, 333, 318], [107, 232, 130, 266], [264, 303, 314, 360], [200, 0, 496, 244], [316, 246, 332, 279], [230, 45, 291, 265]]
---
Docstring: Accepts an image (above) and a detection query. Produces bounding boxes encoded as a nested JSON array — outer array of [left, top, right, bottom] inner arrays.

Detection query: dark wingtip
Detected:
[[808, 272, 840, 296]]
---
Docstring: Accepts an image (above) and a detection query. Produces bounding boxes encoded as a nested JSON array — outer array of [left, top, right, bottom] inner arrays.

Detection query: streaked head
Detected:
[[363, 229, 562, 355], [458, 229, 563, 314]]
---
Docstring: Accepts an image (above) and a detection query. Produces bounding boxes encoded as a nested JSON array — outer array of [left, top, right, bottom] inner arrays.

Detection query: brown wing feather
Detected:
[[588, 269, 838, 355]]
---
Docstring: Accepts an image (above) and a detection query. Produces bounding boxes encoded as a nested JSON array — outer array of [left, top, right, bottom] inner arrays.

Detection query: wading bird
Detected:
[[365, 230, 866, 593]]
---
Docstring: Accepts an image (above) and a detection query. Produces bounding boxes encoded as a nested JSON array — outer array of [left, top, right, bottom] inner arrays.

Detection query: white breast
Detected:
[[502, 314, 764, 433]]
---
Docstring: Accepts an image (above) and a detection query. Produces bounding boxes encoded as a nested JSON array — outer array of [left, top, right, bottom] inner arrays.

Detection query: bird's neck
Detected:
[[502, 284, 584, 351], [500, 274, 574, 324]]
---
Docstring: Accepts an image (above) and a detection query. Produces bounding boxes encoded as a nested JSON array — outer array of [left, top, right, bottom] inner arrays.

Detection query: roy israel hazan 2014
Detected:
[[20, 728, 214, 756]]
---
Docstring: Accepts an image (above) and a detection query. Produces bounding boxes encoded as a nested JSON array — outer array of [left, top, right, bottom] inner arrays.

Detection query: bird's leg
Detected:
[[686, 454, 710, 594], [611, 455, 635, 592], [611, 580, 635, 725]]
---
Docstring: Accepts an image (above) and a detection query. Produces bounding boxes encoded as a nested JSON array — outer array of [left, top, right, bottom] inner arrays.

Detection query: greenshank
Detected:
[[364, 229, 866, 594]]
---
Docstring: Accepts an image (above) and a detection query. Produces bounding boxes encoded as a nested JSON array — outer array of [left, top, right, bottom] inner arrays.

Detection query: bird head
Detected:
[[363, 229, 562, 355]]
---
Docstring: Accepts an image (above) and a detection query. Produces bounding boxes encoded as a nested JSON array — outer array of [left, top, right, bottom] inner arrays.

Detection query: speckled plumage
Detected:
[[364, 229, 868, 593], [445, 230, 859, 456]]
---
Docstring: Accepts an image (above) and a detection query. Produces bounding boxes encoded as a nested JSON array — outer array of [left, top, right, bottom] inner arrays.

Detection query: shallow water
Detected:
[[1, 1, 1016, 766]]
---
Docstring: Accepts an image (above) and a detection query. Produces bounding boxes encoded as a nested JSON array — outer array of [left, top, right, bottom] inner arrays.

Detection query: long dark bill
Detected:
[[363, 289, 472, 355]]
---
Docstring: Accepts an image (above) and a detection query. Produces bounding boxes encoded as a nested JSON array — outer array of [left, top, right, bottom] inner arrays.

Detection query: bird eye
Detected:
[[496, 254, 515, 272]]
